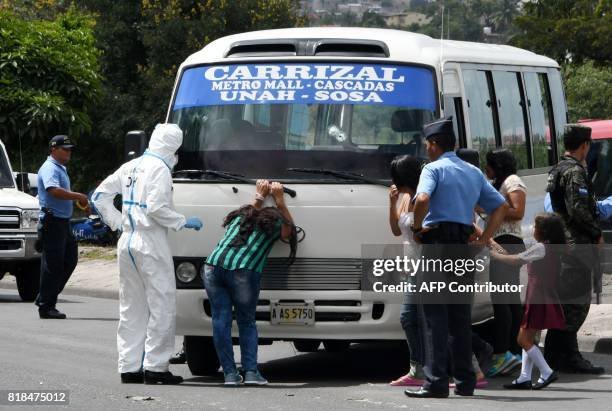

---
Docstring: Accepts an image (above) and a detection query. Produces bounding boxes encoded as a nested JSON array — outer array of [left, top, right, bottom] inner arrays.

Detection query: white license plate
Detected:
[[270, 302, 315, 326]]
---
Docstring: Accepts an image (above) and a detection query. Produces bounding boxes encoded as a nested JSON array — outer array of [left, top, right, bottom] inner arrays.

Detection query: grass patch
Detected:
[[79, 247, 117, 261]]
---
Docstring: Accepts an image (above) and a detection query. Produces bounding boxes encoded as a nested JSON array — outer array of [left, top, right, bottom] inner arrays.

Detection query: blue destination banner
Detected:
[[173, 63, 436, 110]]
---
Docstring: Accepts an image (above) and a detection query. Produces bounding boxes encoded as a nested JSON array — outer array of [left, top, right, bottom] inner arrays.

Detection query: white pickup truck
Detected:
[[0, 139, 41, 301]]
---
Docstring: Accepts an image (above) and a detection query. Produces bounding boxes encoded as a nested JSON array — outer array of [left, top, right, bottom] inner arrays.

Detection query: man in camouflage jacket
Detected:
[[545, 124, 604, 374]]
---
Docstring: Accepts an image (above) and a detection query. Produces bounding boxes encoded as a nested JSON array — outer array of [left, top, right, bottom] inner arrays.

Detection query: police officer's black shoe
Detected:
[[169, 350, 186, 364], [404, 387, 449, 398], [120, 371, 144, 384], [144, 370, 183, 385], [39, 307, 66, 319]]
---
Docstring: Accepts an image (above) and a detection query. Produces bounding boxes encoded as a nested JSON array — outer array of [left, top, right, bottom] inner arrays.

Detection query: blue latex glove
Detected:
[[184, 217, 203, 231]]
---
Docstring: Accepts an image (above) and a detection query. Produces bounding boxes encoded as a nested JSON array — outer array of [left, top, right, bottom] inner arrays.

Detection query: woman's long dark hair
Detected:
[[486, 148, 517, 190], [223, 205, 297, 265], [390, 155, 423, 191]]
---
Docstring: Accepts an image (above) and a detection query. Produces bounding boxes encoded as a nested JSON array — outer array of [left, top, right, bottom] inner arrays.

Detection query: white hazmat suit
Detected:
[[93, 123, 193, 374]]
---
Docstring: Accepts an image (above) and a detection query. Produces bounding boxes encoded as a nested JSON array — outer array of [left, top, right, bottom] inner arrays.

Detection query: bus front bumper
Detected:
[[176, 289, 406, 341]]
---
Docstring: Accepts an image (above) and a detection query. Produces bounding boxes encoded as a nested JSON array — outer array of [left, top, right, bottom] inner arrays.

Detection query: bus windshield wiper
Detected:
[[173, 169, 297, 197], [173, 169, 245, 182], [287, 168, 389, 187]]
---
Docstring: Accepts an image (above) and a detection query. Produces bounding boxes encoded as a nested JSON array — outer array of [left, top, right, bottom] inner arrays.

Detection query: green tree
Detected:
[[410, 0, 487, 42], [138, 0, 305, 130], [1, 0, 306, 190], [408, 0, 520, 43], [563, 60, 612, 122], [0, 8, 102, 180], [513, 0, 612, 65]]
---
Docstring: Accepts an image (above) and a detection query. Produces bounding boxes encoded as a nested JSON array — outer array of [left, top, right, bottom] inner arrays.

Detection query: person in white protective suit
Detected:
[[92, 123, 203, 385]]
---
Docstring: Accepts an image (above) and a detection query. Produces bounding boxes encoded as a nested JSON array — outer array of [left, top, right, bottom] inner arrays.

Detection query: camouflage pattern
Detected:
[[547, 155, 600, 352], [547, 155, 601, 245]]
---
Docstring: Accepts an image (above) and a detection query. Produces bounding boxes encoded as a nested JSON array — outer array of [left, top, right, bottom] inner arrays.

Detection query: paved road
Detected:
[[1, 290, 611, 411]]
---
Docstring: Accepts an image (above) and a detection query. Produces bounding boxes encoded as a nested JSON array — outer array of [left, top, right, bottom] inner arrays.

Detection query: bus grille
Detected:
[[261, 258, 362, 291], [0, 209, 20, 229]]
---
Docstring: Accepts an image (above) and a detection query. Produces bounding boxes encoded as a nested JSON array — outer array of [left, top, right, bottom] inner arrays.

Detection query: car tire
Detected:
[[16, 260, 40, 302], [184, 336, 220, 376], [323, 340, 351, 352], [293, 339, 321, 352]]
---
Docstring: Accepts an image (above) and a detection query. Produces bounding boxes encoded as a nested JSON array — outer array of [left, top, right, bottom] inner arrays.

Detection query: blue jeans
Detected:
[[203, 265, 261, 374], [400, 301, 423, 365]]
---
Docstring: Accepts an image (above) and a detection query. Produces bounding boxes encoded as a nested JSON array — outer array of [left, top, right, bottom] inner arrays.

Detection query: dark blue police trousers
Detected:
[[420, 222, 476, 394], [35, 216, 78, 310]]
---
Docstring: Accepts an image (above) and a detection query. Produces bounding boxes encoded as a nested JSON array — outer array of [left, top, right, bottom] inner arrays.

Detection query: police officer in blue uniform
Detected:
[[405, 118, 508, 398], [35, 135, 89, 319]]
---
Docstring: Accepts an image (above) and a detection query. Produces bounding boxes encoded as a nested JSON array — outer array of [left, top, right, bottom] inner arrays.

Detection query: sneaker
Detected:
[[224, 372, 243, 386], [243, 370, 268, 386], [390, 373, 425, 386], [500, 353, 522, 375], [486, 351, 515, 377]]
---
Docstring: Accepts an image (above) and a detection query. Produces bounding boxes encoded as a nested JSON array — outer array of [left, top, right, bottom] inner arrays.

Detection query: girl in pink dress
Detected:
[[490, 213, 566, 390]]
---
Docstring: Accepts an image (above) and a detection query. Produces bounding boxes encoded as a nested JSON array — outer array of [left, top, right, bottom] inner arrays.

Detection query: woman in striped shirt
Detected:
[[203, 180, 295, 386]]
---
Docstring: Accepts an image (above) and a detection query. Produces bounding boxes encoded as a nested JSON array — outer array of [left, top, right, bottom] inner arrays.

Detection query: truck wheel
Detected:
[[184, 336, 220, 376], [293, 339, 321, 352], [16, 260, 40, 302], [323, 340, 351, 352]]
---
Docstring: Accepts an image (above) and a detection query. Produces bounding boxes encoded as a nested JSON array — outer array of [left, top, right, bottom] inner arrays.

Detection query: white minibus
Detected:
[[159, 27, 566, 375]]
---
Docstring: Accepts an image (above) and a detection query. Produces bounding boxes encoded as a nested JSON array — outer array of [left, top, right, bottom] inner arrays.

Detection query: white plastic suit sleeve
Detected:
[[92, 168, 123, 232], [145, 166, 186, 231]]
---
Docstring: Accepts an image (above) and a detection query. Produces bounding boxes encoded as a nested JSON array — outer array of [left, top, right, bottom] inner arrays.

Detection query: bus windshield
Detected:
[[170, 63, 437, 180]]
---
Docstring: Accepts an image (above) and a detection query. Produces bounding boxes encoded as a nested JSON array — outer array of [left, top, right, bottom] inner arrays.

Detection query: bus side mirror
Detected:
[[125, 130, 147, 161], [15, 172, 30, 194]]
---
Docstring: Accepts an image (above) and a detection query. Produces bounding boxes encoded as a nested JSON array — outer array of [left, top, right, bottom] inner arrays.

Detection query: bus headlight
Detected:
[[176, 262, 197, 283], [21, 209, 40, 229]]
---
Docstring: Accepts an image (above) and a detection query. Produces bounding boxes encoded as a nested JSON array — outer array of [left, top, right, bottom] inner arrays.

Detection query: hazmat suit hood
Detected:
[[148, 123, 183, 168]]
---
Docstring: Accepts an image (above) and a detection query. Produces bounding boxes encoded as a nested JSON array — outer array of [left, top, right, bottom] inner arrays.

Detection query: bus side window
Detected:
[[463, 69, 497, 164], [524, 72, 556, 167], [547, 69, 568, 157], [443, 96, 467, 150], [491, 71, 529, 170]]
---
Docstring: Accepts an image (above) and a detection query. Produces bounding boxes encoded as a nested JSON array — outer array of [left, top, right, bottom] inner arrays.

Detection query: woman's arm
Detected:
[[489, 249, 526, 266], [271, 182, 294, 240], [252, 179, 270, 209], [505, 190, 526, 221], [389, 185, 408, 237]]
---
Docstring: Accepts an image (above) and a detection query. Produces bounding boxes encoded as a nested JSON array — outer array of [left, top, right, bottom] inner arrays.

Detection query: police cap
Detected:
[[423, 117, 456, 150], [49, 135, 75, 149]]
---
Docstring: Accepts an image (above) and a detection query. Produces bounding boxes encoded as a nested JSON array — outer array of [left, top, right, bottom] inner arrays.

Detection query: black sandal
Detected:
[[503, 379, 532, 390]]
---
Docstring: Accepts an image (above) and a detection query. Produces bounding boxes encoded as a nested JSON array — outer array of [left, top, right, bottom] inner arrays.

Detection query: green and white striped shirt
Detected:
[[207, 216, 282, 273]]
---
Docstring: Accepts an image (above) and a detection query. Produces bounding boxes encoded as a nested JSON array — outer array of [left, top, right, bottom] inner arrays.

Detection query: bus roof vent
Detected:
[[313, 39, 389, 57], [225, 40, 297, 57]]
